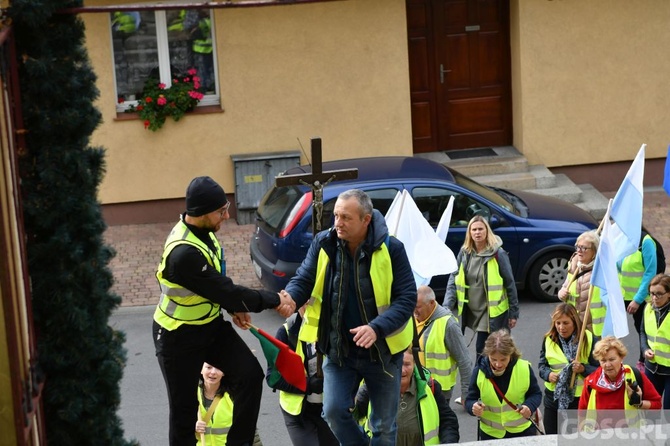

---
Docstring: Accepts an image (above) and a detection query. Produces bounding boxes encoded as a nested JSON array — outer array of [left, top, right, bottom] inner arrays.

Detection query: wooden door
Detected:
[[407, 0, 512, 152]]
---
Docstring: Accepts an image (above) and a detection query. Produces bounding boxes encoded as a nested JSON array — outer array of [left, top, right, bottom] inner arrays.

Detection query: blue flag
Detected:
[[609, 145, 645, 261], [664, 145, 670, 197]]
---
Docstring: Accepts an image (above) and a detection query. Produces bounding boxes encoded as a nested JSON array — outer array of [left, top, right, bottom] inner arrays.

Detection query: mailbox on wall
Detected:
[[231, 151, 301, 225]]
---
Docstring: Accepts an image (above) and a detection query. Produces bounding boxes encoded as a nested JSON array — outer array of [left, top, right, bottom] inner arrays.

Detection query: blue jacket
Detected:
[[285, 210, 416, 365]]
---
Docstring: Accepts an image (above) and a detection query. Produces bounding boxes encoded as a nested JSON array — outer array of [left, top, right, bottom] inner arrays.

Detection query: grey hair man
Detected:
[[414, 285, 472, 406]]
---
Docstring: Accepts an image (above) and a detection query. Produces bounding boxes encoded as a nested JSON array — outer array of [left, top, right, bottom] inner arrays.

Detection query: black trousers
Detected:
[[154, 317, 263, 446], [630, 301, 646, 362], [543, 389, 579, 435], [281, 402, 339, 446]]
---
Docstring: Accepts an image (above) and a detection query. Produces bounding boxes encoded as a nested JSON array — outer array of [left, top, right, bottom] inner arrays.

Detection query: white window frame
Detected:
[[112, 9, 220, 113]]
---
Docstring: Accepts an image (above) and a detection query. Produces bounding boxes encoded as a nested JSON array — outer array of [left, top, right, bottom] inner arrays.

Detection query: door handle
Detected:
[[440, 64, 452, 84]]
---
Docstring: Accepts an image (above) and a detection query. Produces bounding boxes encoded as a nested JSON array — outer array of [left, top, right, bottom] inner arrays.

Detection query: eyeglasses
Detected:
[[575, 245, 592, 252], [650, 291, 669, 298], [217, 202, 231, 217]]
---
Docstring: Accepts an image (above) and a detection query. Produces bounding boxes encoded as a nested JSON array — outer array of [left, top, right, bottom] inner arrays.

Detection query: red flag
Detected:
[[249, 326, 307, 392]]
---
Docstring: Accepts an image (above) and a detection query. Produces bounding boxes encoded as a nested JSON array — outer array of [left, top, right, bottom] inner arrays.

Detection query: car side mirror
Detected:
[[489, 214, 502, 229]]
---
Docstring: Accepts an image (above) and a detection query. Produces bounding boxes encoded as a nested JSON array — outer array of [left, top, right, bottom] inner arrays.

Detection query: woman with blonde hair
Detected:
[[538, 303, 598, 434], [465, 330, 542, 439], [444, 216, 519, 356], [558, 230, 605, 336]]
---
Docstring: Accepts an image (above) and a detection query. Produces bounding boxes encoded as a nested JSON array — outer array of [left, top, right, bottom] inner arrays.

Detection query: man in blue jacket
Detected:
[[279, 188, 417, 446]]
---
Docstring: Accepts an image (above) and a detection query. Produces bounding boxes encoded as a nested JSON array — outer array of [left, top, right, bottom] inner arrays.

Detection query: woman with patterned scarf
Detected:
[[538, 303, 598, 434], [579, 336, 661, 430]]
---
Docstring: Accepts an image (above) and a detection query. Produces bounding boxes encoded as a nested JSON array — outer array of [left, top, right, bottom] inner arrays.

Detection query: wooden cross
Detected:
[[275, 137, 358, 234]]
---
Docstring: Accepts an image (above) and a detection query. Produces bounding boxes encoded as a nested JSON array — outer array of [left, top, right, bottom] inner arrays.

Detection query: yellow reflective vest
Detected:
[[454, 256, 509, 319], [153, 220, 221, 330], [619, 237, 650, 302], [565, 270, 604, 337], [298, 242, 413, 355], [196, 391, 233, 445], [112, 12, 137, 34], [363, 368, 441, 444], [422, 314, 458, 392], [582, 365, 642, 430], [279, 323, 309, 416], [543, 331, 593, 397], [477, 359, 532, 438], [643, 304, 670, 367]]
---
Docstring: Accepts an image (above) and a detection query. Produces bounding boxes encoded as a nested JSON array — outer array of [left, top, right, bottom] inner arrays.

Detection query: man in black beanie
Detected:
[[153, 176, 295, 446]]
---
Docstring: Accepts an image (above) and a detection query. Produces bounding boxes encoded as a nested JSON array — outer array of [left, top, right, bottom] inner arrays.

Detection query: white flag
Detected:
[[385, 190, 457, 287], [435, 195, 455, 243], [591, 201, 629, 338]]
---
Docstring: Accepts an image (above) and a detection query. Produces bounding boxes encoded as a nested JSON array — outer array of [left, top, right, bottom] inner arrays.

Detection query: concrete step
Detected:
[[471, 165, 557, 190], [417, 146, 530, 177], [521, 174, 583, 203], [575, 184, 609, 221], [414, 147, 610, 220]]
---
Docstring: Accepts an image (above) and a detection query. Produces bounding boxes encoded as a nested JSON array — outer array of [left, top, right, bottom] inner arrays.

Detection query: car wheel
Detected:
[[528, 252, 571, 302]]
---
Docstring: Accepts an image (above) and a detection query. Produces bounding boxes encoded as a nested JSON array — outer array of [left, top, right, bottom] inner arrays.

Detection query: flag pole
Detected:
[[570, 285, 594, 389], [569, 200, 612, 388]]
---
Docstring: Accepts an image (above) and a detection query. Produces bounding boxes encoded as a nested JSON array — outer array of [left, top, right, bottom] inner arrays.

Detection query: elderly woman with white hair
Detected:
[[558, 230, 605, 336]]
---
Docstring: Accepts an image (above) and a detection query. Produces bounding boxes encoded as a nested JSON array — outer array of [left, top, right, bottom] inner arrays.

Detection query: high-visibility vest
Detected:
[[565, 270, 605, 336], [422, 314, 458, 392], [619, 237, 650, 302], [543, 331, 593, 396], [153, 220, 221, 330], [582, 365, 642, 431], [196, 391, 233, 445], [363, 367, 440, 444], [298, 241, 413, 355], [193, 18, 213, 54], [643, 304, 670, 367], [279, 324, 309, 416], [477, 359, 532, 438], [454, 255, 509, 319], [168, 10, 187, 32], [112, 12, 137, 34]]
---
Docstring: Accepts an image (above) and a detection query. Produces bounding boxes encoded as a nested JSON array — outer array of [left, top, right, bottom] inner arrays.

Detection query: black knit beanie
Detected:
[[185, 176, 228, 217]]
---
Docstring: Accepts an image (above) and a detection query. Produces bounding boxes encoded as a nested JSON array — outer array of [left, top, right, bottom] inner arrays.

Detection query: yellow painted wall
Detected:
[[512, 0, 670, 167], [84, 0, 413, 205]]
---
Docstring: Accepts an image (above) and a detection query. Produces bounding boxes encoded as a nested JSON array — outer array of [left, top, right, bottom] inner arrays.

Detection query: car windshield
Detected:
[[256, 186, 304, 231], [449, 168, 519, 215]]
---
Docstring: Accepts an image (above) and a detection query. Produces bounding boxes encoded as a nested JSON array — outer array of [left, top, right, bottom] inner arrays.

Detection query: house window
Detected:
[[111, 9, 219, 111]]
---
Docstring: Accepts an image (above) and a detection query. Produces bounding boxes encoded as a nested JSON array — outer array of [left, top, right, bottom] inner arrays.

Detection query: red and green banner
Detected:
[[249, 326, 307, 392]]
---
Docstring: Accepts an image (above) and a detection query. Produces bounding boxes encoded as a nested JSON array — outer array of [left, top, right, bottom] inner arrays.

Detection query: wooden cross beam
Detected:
[[275, 137, 358, 233]]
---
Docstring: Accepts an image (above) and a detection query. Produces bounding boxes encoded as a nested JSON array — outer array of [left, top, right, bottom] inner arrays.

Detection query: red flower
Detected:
[[187, 68, 197, 76], [136, 105, 144, 111], [145, 97, 153, 103], [118, 97, 125, 104], [144, 120, 150, 129]]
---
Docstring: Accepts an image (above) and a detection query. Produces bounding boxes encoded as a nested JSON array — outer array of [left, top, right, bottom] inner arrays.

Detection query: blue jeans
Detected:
[[322, 349, 402, 446]]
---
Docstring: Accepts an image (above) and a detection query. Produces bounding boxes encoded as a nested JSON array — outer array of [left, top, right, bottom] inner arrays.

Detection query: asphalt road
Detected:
[[113, 292, 640, 445]]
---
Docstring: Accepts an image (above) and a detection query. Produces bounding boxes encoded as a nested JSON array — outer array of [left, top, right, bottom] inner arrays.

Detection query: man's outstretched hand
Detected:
[[276, 290, 296, 317]]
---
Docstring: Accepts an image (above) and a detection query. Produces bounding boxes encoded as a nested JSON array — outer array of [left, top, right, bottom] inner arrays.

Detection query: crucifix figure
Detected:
[[275, 137, 358, 234]]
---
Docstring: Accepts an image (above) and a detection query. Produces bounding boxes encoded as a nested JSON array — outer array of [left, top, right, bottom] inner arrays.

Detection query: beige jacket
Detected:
[[558, 254, 594, 332]]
